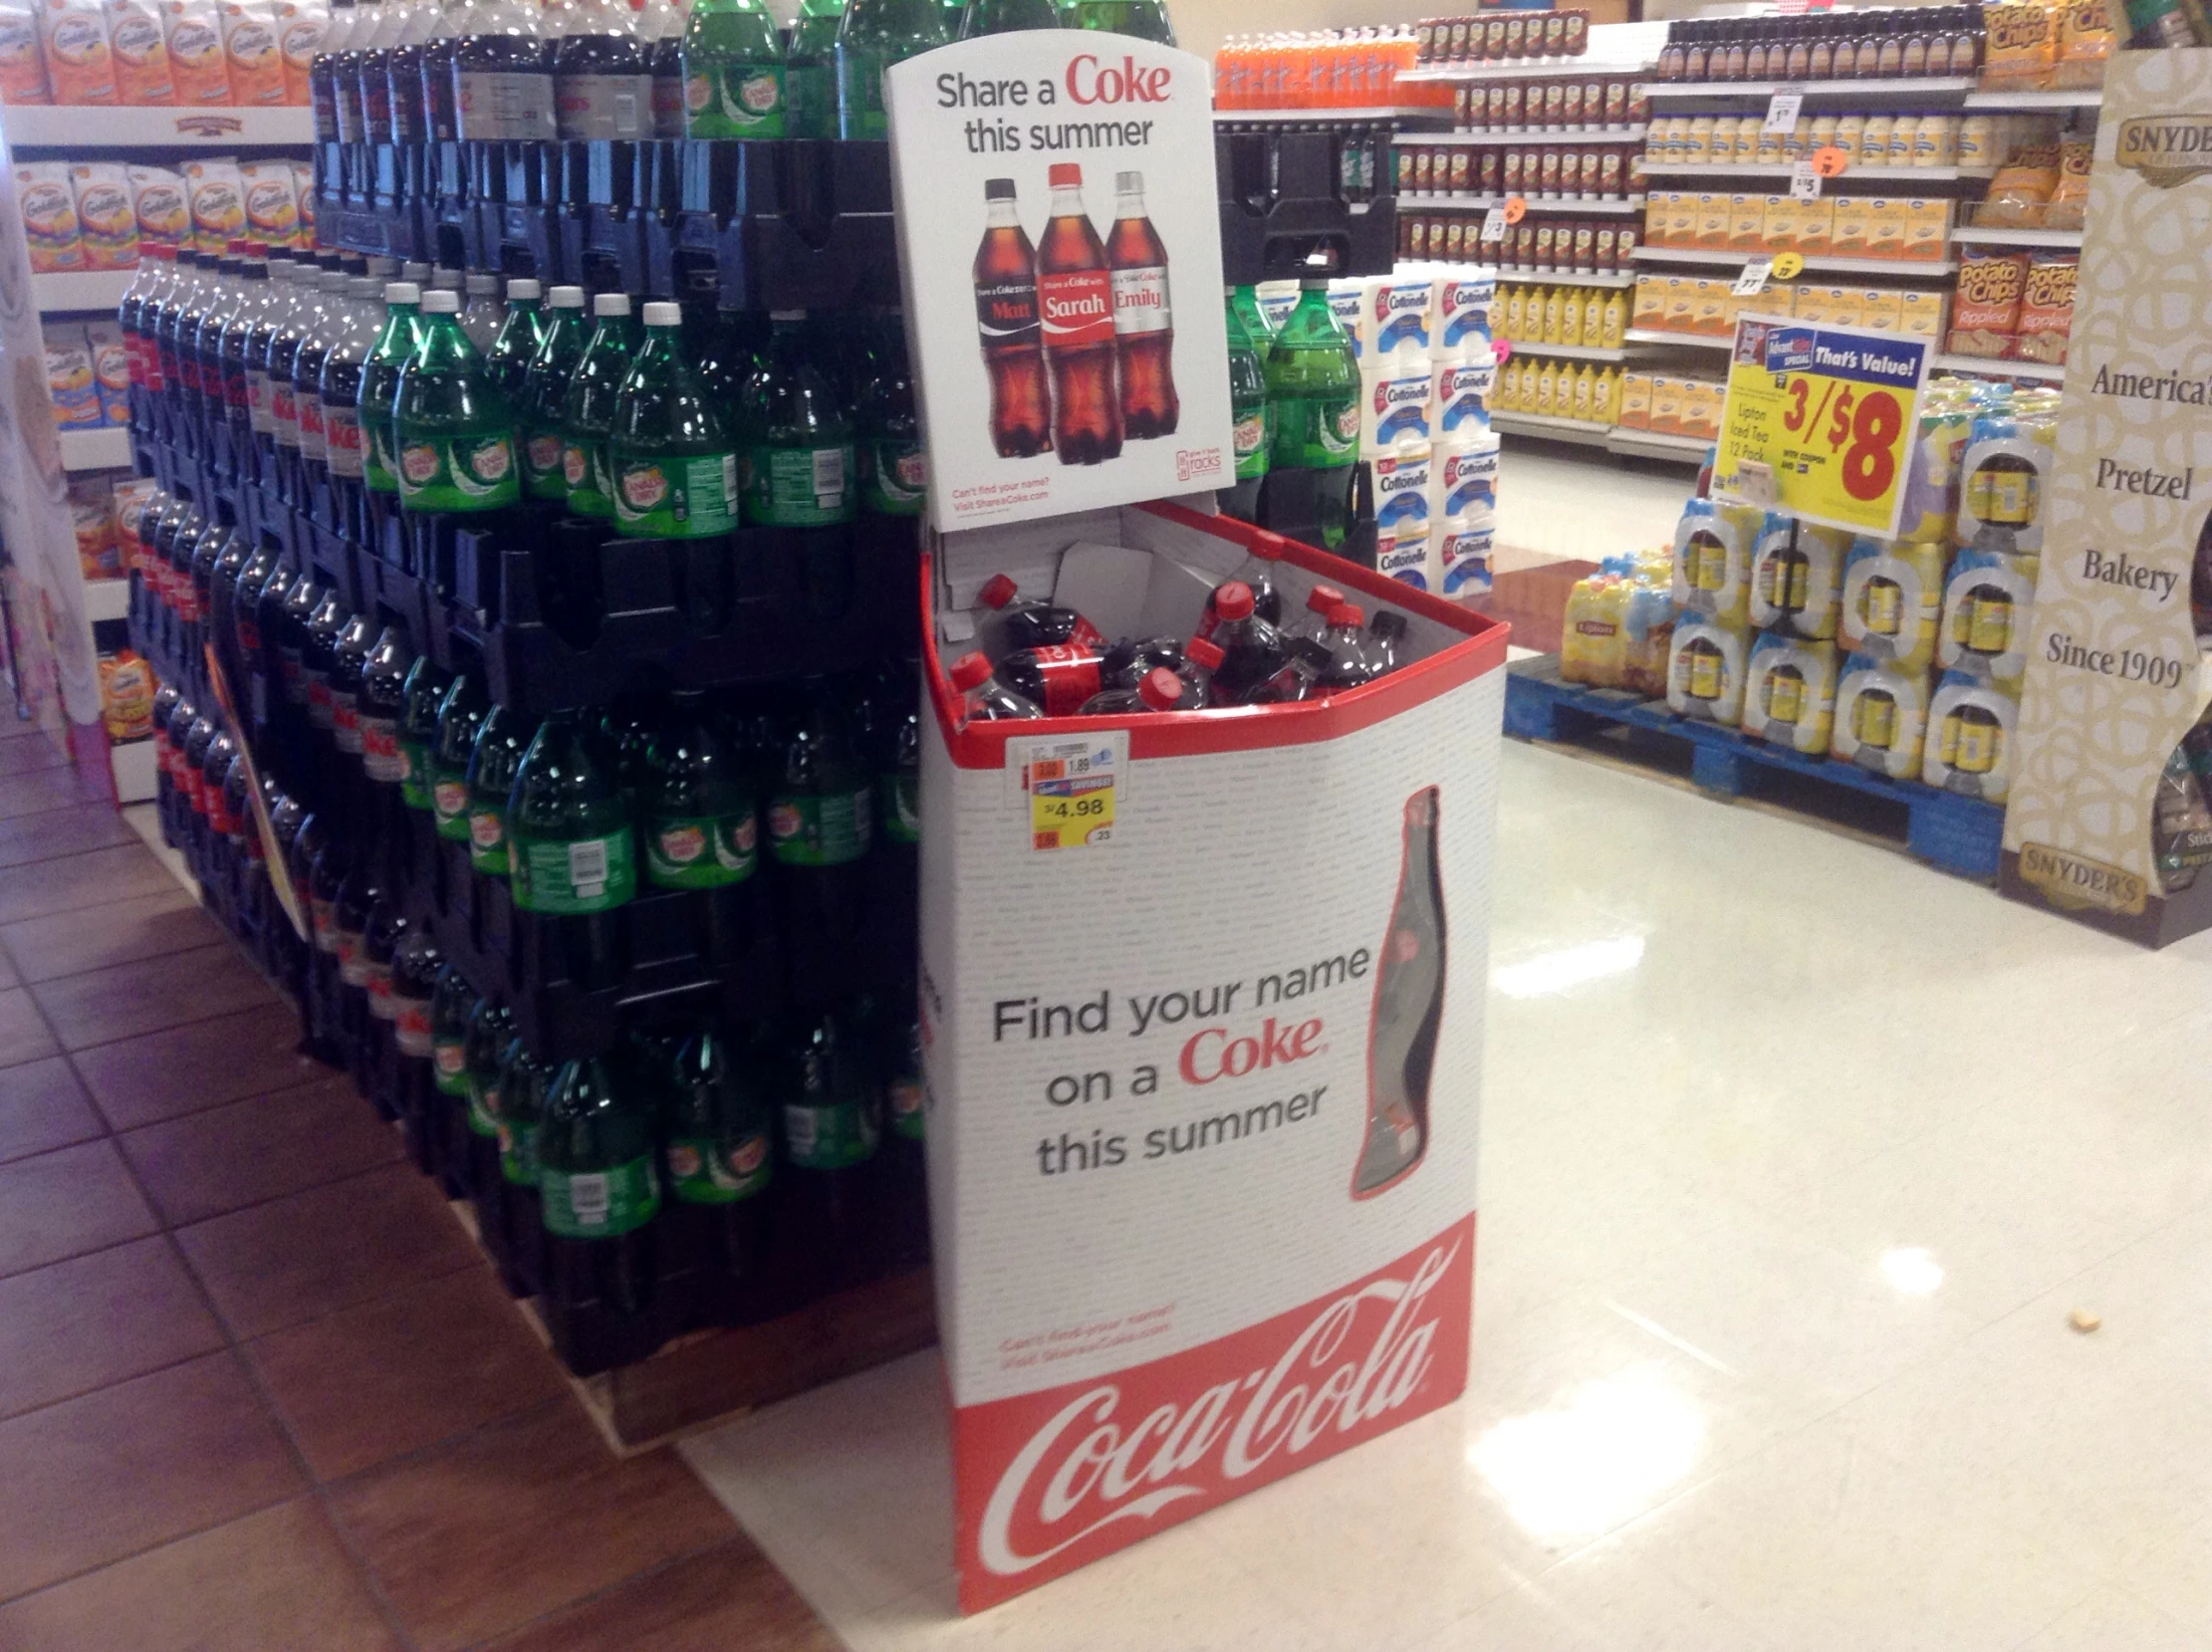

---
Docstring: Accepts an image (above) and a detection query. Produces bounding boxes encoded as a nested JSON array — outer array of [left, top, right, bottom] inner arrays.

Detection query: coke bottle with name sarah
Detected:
[[1037, 162, 1120, 466]]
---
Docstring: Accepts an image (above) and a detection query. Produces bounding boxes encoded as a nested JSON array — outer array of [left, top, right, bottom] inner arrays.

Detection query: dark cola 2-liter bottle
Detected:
[[1352, 787, 1446, 1197]]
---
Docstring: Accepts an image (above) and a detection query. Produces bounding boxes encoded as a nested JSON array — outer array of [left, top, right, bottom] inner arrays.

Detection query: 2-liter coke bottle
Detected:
[[1037, 163, 1120, 466], [974, 177, 1050, 459]]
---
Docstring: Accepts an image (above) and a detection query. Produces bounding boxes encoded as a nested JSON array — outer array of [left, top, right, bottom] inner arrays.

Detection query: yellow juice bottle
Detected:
[[1600, 288, 1626, 349], [1572, 362, 1596, 422], [1501, 284, 1524, 340], [1543, 285, 1566, 344], [1593, 364, 1617, 423], [1581, 289, 1605, 348], [1534, 358, 1558, 416], [1496, 356, 1520, 410]]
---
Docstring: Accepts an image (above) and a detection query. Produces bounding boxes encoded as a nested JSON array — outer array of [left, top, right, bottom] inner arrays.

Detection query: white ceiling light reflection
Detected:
[[1470, 1368, 1704, 1541], [1491, 935, 1646, 1000], [1881, 1247, 1945, 1296]]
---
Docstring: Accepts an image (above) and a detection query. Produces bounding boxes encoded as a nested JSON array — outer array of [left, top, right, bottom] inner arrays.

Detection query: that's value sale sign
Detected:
[[884, 36, 1235, 534], [1711, 315, 1931, 539]]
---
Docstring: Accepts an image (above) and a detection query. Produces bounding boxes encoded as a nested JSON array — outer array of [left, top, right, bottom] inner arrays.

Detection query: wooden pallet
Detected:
[[1503, 654, 2005, 882]]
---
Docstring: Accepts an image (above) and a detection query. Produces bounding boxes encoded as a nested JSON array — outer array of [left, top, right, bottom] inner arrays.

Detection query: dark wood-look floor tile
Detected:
[[246, 1266, 568, 1483], [30, 942, 277, 1052], [0, 890, 219, 985], [0, 803, 137, 869], [329, 1402, 735, 1652], [174, 1163, 479, 1340], [0, 1140, 157, 1280], [480, 1537, 843, 1652], [0, 989, 58, 1069], [0, 1498, 403, 1652], [0, 736, 76, 779], [0, 844, 178, 927], [0, 1058, 101, 1165], [75, 1004, 327, 1131], [0, 1238, 225, 1421], [0, 1351, 305, 1601], [0, 768, 111, 824], [120, 1076, 402, 1227]]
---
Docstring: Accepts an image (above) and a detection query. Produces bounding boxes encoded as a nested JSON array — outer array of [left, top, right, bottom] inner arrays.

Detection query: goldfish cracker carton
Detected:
[[68, 161, 135, 269], [102, 0, 170, 100], [1923, 672, 2021, 801], [181, 156, 244, 252], [273, 0, 318, 102], [1648, 373, 1684, 435], [160, 0, 227, 102], [1856, 288, 1903, 332], [84, 319, 129, 423], [1670, 495, 1758, 625], [1830, 193, 1876, 258], [1744, 633, 1839, 754], [110, 475, 159, 570], [1630, 274, 1667, 331], [0, 0, 53, 101], [98, 645, 155, 741], [237, 156, 297, 242], [1839, 534, 1943, 673], [1896, 289, 1947, 338], [1861, 197, 1905, 261], [68, 477, 119, 576], [36, 0, 116, 101], [1748, 517, 1846, 640], [1615, 369, 1652, 430], [125, 161, 187, 242], [15, 161, 84, 271], [288, 155, 313, 243], [1667, 616, 1748, 723], [1902, 198, 1951, 262], [1833, 655, 1930, 779], [217, 0, 282, 103], [45, 324, 101, 426], [1561, 572, 1632, 689]]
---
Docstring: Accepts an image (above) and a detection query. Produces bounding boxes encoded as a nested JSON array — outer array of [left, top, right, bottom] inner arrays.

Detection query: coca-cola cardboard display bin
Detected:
[[919, 500, 1505, 1610]]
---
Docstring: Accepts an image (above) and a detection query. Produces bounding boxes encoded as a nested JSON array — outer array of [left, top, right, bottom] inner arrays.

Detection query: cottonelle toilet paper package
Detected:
[[1363, 355, 1435, 456]]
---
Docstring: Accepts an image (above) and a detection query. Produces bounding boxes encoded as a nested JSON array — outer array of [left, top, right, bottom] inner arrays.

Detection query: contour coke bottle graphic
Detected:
[[975, 177, 1052, 459], [1107, 168, 1177, 440], [1353, 787, 1445, 1197], [1037, 162, 1122, 466]]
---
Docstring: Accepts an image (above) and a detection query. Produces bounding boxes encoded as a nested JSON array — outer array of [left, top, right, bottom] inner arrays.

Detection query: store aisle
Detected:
[[0, 731, 839, 1652], [685, 740, 2212, 1652], [1482, 445, 1688, 652]]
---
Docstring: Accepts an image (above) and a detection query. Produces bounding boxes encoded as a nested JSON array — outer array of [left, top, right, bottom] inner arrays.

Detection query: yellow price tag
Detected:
[[1019, 733, 1126, 850], [1712, 315, 1929, 538], [1771, 251, 1805, 280]]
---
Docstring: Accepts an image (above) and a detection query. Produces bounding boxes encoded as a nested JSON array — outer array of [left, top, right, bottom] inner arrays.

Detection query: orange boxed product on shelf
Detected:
[[2054, 0, 2114, 88], [15, 160, 85, 270], [2043, 136, 2090, 231], [85, 320, 128, 422], [68, 476, 120, 577], [1648, 372, 1685, 434], [216, 0, 282, 102], [1861, 198, 1906, 261], [98, 645, 155, 741], [110, 475, 159, 570], [1951, 247, 2030, 356], [272, 0, 317, 102], [1615, 368, 1652, 429], [1693, 191, 1729, 250], [238, 155, 297, 241], [1727, 192, 1764, 252], [69, 160, 136, 268], [125, 161, 187, 242], [159, 0, 228, 103], [1982, 0, 2059, 90], [44, 323, 101, 426], [103, 0, 171, 101], [181, 155, 243, 251], [1902, 198, 1952, 262], [0, 0, 54, 102], [1856, 287, 1904, 331], [1631, 273, 1666, 330], [1660, 275, 1698, 334], [36, 0, 116, 102], [1897, 289, 1950, 337], [2015, 253, 2077, 364]]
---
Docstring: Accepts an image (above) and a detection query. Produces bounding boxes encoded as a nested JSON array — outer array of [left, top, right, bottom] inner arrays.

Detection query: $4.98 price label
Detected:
[[1016, 731, 1127, 851], [1712, 314, 1929, 538]]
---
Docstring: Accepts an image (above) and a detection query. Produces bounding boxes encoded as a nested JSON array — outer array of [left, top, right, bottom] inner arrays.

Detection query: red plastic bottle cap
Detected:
[[1215, 581, 1256, 620], [1049, 162, 1083, 188], [1308, 583, 1345, 614], [948, 651, 994, 691], [1138, 669, 1184, 711], [1253, 536, 1287, 562], [1329, 602, 1364, 628], [976, 574, 1017, 610], [1186, 636, 1225, 670]]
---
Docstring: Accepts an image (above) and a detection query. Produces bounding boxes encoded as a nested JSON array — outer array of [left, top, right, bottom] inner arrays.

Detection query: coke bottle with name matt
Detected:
[[974, 177, 1050, 459]]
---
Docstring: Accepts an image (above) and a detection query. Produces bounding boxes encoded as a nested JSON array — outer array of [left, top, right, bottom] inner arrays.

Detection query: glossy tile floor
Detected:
[[0, 722, 839, 1652], [686, 740, 2212, 1652]]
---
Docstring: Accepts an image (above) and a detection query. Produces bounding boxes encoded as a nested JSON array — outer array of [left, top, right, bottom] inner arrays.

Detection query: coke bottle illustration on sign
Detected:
[[1036, 162, 1123, 466], [974, 178, 1052, 459], [1108, 168, 1178, 439], [1353, 787, 1446, 1196]]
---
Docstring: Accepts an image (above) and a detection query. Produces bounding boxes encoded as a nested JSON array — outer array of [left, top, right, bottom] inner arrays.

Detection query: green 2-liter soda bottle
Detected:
[[1223, 288, 1269, 523], [393, 289, 520, 514], [785, 0, 843, 137], [857, 317, 925, 518], [359, 280, 423, 502], [463, 996, 516, 1185], [744, 311, 856, 528], [496, 1034, 549, 1262], [682, 0, 785, 136], [1062, 0, 1171, 43], [611, 302, 740, 540], [538, 1055, 662, 1321], [507, 709, 638, 915], [428, 965, 478, 1115], [1229, 282, 1274, 346], [664, 1024, 777, 1320], [640, 689, 757, 890], [767, 685, 872, 953], [1264, 279, 1359, 550], [429, 671, 489, 842], [466, 704, 540, 877], [562, 293, 640, 519], [520, 286, 590, 502], [959, 0, 1059, 35], [483, 277, 549, 401], [835, 0, 947, 140], [395, 656, 452, 813]]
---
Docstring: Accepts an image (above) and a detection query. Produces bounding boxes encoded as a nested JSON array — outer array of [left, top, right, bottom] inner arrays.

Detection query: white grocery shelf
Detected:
[[59, 427, 131, 471], [1636, 162, 1993, 181], [1401, 59, 1657, 85], [1421, 124, 1645, 144], [111, 737, 155, 807], [1644, 77, 1976, 101], [32, 269, 136, 313], [1215, 106, 1411, 123], [1623, 328, 1734, 351], [82, 580, 130, 623], [1931, 352, 2067, 382], [1633, 245, 1960, 276], [1963, 88, 2105, 110], [1400, 191, 1644, 215], [1607, 426, 1713, 461], [1492, 409, 1613, 446], [1495, 339, 1635, 361], [1496, 266, 1638, 287], [0, 105, 313, 146], [1949, 225, 2085, 248]]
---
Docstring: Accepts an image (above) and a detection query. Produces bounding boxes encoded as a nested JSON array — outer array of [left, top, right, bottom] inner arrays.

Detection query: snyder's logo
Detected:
[[2019, 841, 2148, 916], [2116, 117, 2212, 187], [977, 1241, 1457, 1577], [174, 114, 245, 137]]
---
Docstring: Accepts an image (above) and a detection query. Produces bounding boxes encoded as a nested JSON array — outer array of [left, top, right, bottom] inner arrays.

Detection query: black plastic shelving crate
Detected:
[[674, 137, 897, 313], [1216, 125, 1399, 284]]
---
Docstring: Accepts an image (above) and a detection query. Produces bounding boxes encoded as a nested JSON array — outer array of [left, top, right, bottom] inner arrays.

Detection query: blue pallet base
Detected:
[[1503, 655, 2004, 883]]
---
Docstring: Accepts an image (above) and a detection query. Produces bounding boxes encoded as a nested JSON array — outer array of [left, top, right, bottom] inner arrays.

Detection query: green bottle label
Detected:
[[667, 1129, 772, 1204], [644, 809, 757, 889], [767, 787, 870, 866], [469, 806, 510, 875], [397, 432, 522, 512], [836, 48, 888, 139], [888, 1077, 924, 1141], [432, 772, 472, 840], [542, 1153, 661, 1238], [785, 1098, 877, 1169], [564, 440, 615, 517], [466, 1077, 501, 1138], [614, 451, 739, 539], [877, 771, 919, 844], [786, 62, 833, 137], [1233, 409, 1269, 480], [365, 420, 400, 493], [510, 829, 638, 914], [523, 425, 570, 499], [398, 739, 433, 810], [864, 436, 926, 516], [748, 442, 854, 526], [499, 1116, 537, 1185], [685, 63, 785, 137], [1273, 393, 1358, 469], [433, 1035, 471, 1097]]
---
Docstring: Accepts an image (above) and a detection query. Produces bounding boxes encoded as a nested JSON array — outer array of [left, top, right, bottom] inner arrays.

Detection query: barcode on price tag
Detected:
[[1763, 90, 1804, 133], [1733, 257, 1775, 297], [1790, 160, 1822, 200], [1480, 206, 1507, 244], [1015, 731, 1128, 850]]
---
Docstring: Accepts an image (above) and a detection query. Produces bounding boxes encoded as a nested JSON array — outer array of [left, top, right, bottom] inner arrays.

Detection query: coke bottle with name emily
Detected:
[[1107, 168, 1176, 440]]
